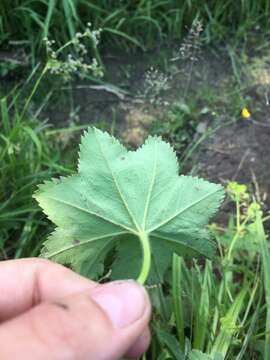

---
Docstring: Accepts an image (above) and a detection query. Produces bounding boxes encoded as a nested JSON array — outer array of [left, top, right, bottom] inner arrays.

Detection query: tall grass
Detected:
[[147, 184, 270, 359], [0, 28, 109, 259], [0, 76, 91, 259], [1, 0, 270, 60]]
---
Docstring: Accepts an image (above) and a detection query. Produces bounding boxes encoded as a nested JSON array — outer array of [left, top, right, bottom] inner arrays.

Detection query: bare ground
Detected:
[[42, 45, 270, 210]]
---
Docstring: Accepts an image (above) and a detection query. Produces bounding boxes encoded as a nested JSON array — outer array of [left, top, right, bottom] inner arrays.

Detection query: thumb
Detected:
[[0, 280, 151, 360]]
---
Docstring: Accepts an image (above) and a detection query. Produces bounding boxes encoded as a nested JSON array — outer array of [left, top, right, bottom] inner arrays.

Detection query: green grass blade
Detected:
[[0, 97, 10, 134], [62, 0, 77, 39], [103, 27, 145, 50], [235, 282, 261, 360], [43, 0, 56, 38], [172, 253, 185, 349], [211, 286, 248, 357], [256, 209, 270, 358], [155, 327, 185, 360], [193, 260, 212, 351]]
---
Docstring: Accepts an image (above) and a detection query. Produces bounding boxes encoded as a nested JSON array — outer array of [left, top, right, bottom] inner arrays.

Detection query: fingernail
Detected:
[[91, 281, 147, 328]]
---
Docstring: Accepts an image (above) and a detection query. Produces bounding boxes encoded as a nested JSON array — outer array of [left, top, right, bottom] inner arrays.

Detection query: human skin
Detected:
[[0, 258, 151, 359]]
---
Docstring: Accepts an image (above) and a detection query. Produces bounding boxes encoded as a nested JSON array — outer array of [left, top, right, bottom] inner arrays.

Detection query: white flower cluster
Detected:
[[43, 38, 57, 58], [43, 23, 103, 81], [140, 67, 170, 106], [84, 23, 102, 47], [172, 20, 203, 62]]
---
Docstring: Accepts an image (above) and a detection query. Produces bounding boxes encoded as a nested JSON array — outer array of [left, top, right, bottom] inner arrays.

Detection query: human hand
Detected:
[[0, 258, 151, 359]]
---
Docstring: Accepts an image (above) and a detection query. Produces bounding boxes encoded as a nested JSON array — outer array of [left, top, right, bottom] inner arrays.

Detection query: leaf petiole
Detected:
[[137, 232, 151, 285]]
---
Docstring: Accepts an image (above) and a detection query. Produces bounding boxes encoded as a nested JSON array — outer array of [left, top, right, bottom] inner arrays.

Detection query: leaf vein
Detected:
[[152, 233, 212, 256], [142, 141, 157, 230], [45, 195, 136, 234], [149, 189, 220, 232], [94, 129, 140, 231], [44, 231, 127, 258]]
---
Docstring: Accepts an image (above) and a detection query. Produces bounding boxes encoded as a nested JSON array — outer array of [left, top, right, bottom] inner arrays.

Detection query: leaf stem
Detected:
[[137, 232, 151, 285]]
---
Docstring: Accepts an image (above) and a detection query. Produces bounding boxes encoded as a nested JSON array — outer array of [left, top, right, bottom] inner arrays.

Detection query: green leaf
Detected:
[[189, 350, 224, 360], [35, 127, 224, 282], [155, 328, 185, 359], [111, 235, 172, 284]]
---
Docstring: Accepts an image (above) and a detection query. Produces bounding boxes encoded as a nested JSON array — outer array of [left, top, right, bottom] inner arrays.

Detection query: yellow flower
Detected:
[[241, 107, 251, 119]]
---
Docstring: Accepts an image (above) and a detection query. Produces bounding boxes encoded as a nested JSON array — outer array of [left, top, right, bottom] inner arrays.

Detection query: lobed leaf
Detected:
[[35, 127, 224, 281]]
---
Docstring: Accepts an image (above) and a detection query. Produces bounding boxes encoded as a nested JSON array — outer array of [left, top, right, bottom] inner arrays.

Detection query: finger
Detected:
[[125, 327, 151, 358], [0, 258, 98, 321], [0, 280, 151, 360]]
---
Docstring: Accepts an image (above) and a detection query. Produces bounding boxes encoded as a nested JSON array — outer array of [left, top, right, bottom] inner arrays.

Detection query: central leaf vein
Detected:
[[94, 129, 140, 232], [142, 141, 157, 230]]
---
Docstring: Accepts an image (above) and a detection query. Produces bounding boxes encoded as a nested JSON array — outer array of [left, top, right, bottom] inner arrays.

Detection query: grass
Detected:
[[0, 28, 109, 261], [1, 0, 270, 62], [257, 208, 270, 358], [147, 184, 270, 359], [0, 42, 110, 259], [0, 81, 94, 259]]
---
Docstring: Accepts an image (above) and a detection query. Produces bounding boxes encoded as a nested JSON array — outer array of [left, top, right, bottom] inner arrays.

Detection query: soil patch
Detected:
[[45, 45, 231, 145], [195, 115, 270, 217]]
